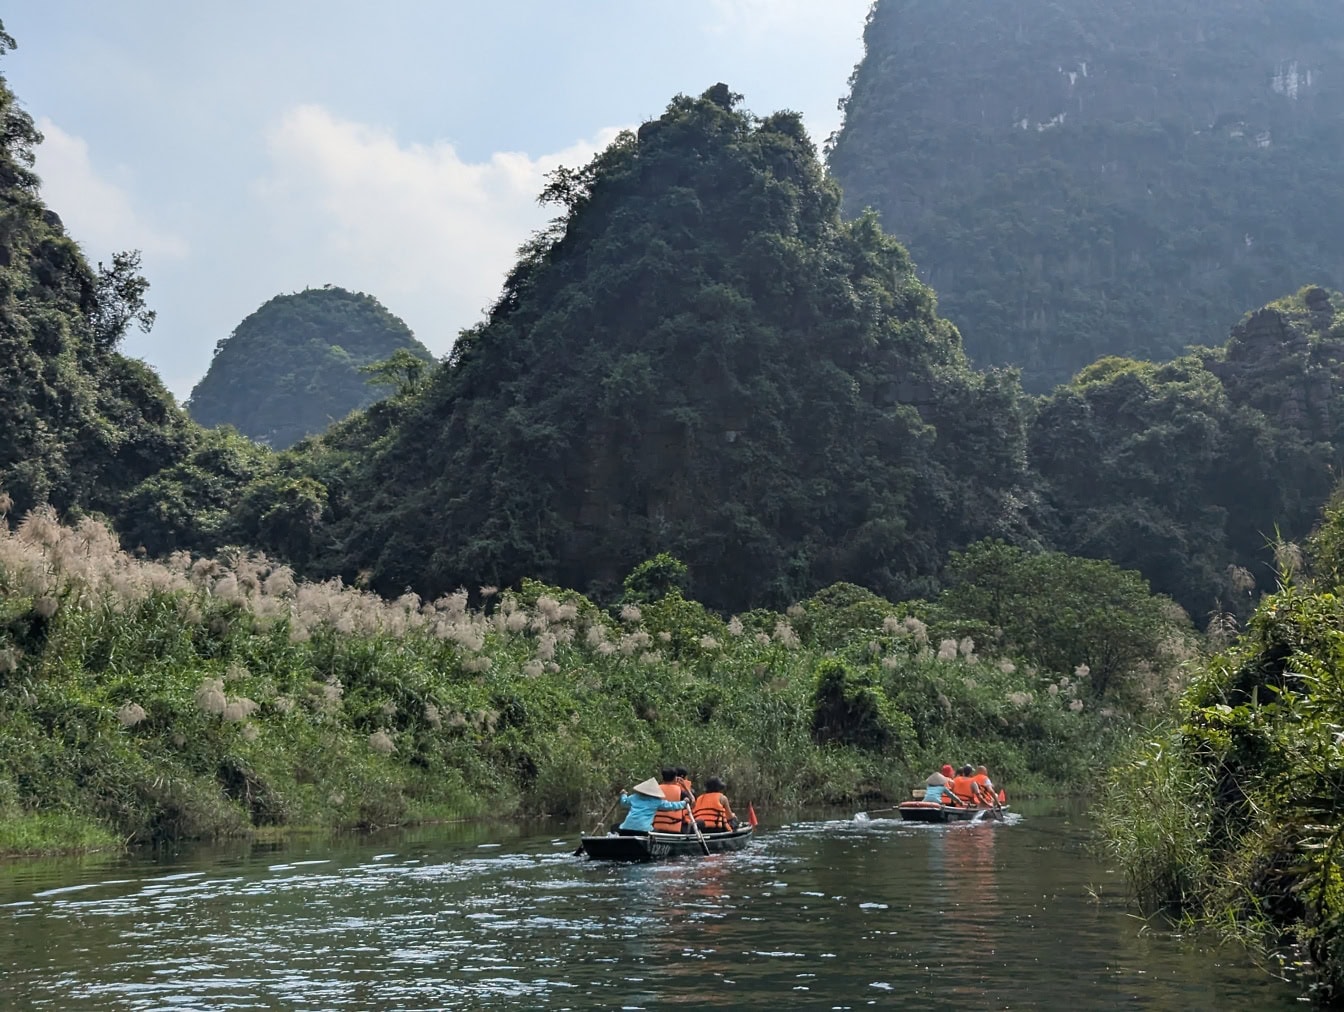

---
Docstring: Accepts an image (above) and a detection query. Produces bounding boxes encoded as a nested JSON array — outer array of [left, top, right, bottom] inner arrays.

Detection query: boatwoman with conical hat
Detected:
[[615, 777, 688, 835]]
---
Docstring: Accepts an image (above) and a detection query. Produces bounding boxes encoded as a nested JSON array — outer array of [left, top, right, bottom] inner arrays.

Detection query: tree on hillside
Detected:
[[936, 540, 1190, 705], [91, 250, 156, 352], [303, 86, 1038, 612]]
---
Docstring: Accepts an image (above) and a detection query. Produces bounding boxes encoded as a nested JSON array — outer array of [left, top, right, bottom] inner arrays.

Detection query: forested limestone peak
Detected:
[[828, 0, 1344, 391], [0, 21, 197, 523], [187, 287, 432, 449], [1030, 285, 1344, 621], [302, 86, 1038, 611]]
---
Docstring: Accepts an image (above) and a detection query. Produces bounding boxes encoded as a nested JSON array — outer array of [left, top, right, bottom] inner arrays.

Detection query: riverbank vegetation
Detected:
[[1099, 496, 1344, 1002], [0, 505, 1189, 854]]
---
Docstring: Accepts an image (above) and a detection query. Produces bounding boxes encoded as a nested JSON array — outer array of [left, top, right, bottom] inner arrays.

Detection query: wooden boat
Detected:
[[897, 800, 1006, 823], [579, 826, 754, 862]]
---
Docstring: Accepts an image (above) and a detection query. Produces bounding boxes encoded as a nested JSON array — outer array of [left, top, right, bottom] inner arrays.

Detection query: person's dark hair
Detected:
[[704, 776, 725, 793], [959, 764, 974, 776], [674, 766, 689, 779], [660, 767, 676, 782]]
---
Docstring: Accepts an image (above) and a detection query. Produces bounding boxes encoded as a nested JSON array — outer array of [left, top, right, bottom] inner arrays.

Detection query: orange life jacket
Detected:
[[652, 782, 689, 832], [973, 773, 992, 793], [691, 791, 733, 831], [676, 776, 696, 802], [950, 775, 977, 804]]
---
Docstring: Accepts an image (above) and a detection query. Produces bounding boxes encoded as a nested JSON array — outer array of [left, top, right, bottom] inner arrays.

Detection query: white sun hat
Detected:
[[632, 778, 663, 798]]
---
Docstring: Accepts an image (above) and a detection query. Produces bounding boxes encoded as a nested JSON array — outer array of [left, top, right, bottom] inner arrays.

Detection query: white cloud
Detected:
[[257, 105, 624, 351], [32, 118, 189, 262]]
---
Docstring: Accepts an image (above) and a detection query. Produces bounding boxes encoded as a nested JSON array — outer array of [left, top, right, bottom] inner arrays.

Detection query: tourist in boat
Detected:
[[615, 778, 688, 835], [923, 764, 956, 803], [949, 764, 991, 806], [692, 776, 739, 833], [674, 766, 696, 802], [973, 765, 996, 797], [653, 767, 694, 833]]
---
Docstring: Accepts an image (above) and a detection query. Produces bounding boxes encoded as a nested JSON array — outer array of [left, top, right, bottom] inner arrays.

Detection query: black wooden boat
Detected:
[[897, 800, 1006, 823], [579, 826, 754, 862]]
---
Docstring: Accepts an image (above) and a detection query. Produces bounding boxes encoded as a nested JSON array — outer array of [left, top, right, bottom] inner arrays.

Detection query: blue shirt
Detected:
[[923, 784, 949, 802], [618, 792, 687, 832]]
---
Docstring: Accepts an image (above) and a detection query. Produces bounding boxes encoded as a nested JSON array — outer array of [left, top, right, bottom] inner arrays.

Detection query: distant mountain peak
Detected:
[[186, 287, 432, 449]]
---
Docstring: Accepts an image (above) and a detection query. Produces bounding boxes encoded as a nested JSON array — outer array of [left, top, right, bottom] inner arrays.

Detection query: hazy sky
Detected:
[[6, 1, 872, 399]]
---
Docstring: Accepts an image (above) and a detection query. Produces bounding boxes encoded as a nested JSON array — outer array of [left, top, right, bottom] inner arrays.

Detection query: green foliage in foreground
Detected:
[[1099, 493, 1344, 1003], [0, 508, 1183, 855]]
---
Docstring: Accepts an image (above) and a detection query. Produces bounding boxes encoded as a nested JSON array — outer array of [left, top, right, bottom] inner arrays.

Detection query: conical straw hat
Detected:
[[632, 778, 663, 798]]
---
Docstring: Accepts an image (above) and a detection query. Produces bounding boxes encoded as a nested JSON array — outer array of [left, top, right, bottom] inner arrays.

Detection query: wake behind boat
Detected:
[[580, 826, 754, 862]]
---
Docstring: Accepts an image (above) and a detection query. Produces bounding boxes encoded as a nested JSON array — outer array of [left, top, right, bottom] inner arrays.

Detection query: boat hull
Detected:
[[580, 827, 754, 862], [897, 801, 1006, 823]]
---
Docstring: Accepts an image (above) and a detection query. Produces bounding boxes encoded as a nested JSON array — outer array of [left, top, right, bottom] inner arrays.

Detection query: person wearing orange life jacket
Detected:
[[653, 767, 693, 833], [973, 765, 995, 797], [691, 776, 739, 833], [949, 764, 989, 806], [674, 766, 696, 803]]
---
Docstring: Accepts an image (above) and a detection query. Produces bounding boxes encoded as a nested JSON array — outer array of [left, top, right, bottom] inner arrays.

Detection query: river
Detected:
[[0, 802, 1302, 1009]]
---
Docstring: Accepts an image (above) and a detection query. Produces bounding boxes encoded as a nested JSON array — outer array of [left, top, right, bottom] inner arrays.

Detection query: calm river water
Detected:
[[0, 803, 1302, 1009]]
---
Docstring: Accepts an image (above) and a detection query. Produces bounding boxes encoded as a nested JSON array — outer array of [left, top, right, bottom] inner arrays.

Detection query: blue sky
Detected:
[[6, 1, 872, 398]]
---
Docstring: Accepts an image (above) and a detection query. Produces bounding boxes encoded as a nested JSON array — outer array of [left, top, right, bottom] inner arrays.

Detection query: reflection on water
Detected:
[[0, 805, 1301, 1009]]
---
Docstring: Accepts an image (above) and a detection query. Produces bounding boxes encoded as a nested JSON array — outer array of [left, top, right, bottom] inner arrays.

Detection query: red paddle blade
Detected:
[[748, 804, 759, 828], [998, 789, 1006, 804]]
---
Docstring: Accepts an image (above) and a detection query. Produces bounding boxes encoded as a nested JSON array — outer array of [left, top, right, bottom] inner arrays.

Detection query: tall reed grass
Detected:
[[0, 506, 1143, 853]]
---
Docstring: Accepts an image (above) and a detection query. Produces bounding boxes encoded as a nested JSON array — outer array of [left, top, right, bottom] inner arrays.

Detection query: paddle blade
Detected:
[[748, 804, 759, 828], [998, 789, 1007, 804]]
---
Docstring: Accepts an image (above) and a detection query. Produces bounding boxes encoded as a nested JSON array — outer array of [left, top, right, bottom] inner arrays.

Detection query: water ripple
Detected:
[[0, 811, 1304, 1009]]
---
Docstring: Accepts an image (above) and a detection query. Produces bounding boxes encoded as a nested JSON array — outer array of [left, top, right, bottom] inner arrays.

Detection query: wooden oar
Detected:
[[987, 785, 1006, 820], [854, 804, 902, 819], [573, 795, 621, 855], [973, 784, 1003, 821]]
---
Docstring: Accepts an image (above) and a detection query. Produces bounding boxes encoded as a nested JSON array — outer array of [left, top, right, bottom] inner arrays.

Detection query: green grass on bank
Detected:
[[1097, 506, 1344, 1004], [0, 511, 1186, 857], [0, 809, 121, 857]]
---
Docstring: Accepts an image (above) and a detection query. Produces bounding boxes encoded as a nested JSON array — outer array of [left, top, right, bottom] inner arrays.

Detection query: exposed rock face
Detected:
[[829, 0, 1344, 390], [1206, 289, 1344, 441]]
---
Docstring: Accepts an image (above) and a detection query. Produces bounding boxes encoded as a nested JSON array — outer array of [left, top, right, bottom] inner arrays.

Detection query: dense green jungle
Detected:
[[828, 0, 1344, 391], [5, 8, 1344, 1000]]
